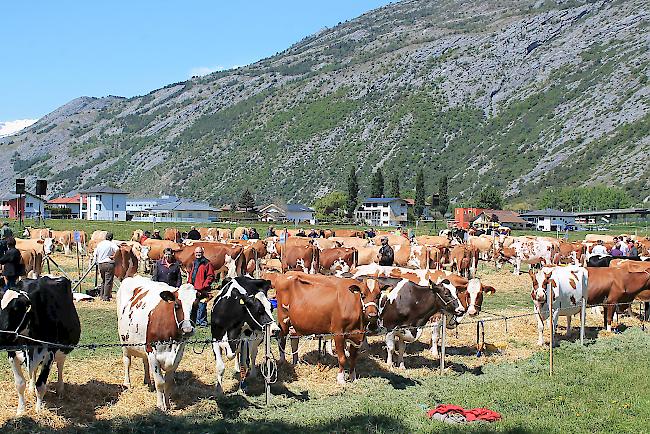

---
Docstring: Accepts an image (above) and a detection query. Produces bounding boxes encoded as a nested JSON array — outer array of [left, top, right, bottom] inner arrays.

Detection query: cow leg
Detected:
[[122, 351, 132, 388], [35, 351, 54, 413], [163, 370, 174, 410], [605, 304, 615, 332], [28, 347, 46, 395], [9, 353, 27, 416], [333, 335, 347, 384], [430, 322, 440, 357], [143, 356, 153, 390], [278, 334, 287, 363], [64, 245, 71, 255], [566, 315, 572, 336], [514, 257, 521, 275], [397, 336, 407, 370], [290, 336, 299, 365], [551, 310, 560, 347], [536, 310, 546, 346], [248, 334, 262, 378], [326, 339, 336, 356], [212, 342, 226, 395], [147, 353, 167, 411], [54, 351, 66, 395], [348, 342, 359, 382], [385, 331, 396, 367]]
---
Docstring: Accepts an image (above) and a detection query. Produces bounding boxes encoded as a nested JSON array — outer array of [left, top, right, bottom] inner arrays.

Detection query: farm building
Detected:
[[471, 209, 528, 230], [80, 186, 128, 221], [47, 193, 84, 218], [0, 191, 46, 219], [258, 203, 316, 224], [520, 208, 577, 232], [574, 208, 650, 225], [131, 198, 219, 223], [356, 198, 408, 227], [454, 207, 485, 229]]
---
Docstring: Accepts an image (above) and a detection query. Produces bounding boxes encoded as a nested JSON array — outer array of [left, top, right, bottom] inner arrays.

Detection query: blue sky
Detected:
[[1, 1, 392, 121]]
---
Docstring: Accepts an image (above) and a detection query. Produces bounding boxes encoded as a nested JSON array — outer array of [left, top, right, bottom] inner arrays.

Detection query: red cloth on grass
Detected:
[[427, 404, 502, 422]]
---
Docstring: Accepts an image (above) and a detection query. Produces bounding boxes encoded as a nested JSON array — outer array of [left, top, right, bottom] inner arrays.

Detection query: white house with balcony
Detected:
[[356, 197, 408, 227], [80, 186, 128, 221]]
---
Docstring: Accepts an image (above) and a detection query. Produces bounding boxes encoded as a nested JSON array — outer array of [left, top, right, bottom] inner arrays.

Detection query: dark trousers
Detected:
[[98, 262, 115, 300], [196, 301, 208, 326], [2, 276, 17, 292]]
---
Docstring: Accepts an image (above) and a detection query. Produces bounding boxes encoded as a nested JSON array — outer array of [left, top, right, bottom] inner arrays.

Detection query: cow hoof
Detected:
[[16, 408, 25, 417], [215, 384, 224, 396], [350, 370, 357, 382], [537, 341, 545, 347], [398, 363, 406, 370], [336, 373, 346, 385]]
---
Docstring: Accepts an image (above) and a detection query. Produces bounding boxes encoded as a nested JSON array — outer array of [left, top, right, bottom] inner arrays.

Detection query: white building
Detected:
[[520, 209, 577, 232], [0, 192, 46, 219], [258, 203, 316, 224], [131, 199, 219, 223], [47, 193, 84, 218], [80, 186, 128, 221], [356, 198, 408, 227]]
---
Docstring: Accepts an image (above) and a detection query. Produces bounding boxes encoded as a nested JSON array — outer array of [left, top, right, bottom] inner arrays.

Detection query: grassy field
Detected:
[[0, 254, 649, 433], [3, 218, 649, 243]]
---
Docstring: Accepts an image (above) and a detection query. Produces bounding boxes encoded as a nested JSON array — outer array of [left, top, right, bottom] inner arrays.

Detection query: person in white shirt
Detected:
[[94, 232, 119, 301], [591, 240, 608, 257], [619, 239, 630, 256]]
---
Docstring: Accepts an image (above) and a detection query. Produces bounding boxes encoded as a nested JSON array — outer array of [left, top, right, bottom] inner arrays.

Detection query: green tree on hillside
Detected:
[[371, 169, 384, 198], [476, 186, 503, 209], [414, 169, 425, 217], [388, 173, 400, 198], [538, 186, 631, 211], [239, 188, 255, 212], [437, 175, 449, 215], [314, 191, 348, 219], [346, 167, 359, 219]]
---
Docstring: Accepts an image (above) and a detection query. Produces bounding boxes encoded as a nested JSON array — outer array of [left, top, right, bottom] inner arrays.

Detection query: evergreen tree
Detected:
[[414, 169, 425, 217], [346, 167, 359, 219], [476, 186, 503, 209], [437, 175, 449, 215], [388, 174, 400, 198], [370, 169, 384, 198], [239, 188, 255, 212]]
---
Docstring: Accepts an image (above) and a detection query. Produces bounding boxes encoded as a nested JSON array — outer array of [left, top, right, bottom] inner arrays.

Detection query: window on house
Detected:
[[116, 204, 119, 209], [96, 204, 102, 211], [383, 212, 388, 217], [26, 202, 33, 207], [115, 214, 119, 219], [96, 195, 102, 201]]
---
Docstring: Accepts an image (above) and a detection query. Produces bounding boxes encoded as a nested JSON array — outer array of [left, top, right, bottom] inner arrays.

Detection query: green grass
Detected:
[[3, 327, 649, 433]]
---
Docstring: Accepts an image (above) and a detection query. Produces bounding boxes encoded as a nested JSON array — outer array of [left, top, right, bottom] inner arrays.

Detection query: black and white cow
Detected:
[[211, 276, 280, 394], [379, 277, 464, 369], [0, 276, 81, 415]]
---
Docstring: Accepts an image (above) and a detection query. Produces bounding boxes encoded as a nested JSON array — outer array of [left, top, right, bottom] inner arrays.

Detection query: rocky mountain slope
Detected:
[[2, 0, 648, 205]]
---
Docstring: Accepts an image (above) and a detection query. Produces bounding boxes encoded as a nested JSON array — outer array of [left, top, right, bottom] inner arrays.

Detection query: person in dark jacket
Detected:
[[377, 236, 394, 266], [151, 230, 163, 240], [186, 226, 201, 240], [152, 248, 183, 288], [248, 227, 260, 239], [0, 237, 24, 292], [187, 246, 215, 327]]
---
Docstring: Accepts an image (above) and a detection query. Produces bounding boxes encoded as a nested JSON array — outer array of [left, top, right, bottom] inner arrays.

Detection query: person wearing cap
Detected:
[[266, 226, 276, 238], [94, 232, 119, 301], [248, 227, 260, 239], [377, 236, 394, 266], [186, 226, 201, 240], [140, 230, 150, 244], [152, 247, 182, 287], [151, 229, 163, 240]]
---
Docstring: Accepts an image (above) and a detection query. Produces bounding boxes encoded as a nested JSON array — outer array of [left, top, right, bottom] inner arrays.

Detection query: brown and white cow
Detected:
[[117, 276, 197, 411], [114, 244, 139, 280], [495, 237, 557, 274], [449, 245, 478, 278], [270, 272, 381, 384], [554, 241, 585, 266], [329, 236, 369, 249], [50, 230, 73, 255], [333, 229, 365, 238], [281, 244, 319, 274], [164, 228, 181, 243], [587, 262, 650, 331], [319, 247, 356, 274], [23, 227, 51, 240], [174, 241, 245, 278]]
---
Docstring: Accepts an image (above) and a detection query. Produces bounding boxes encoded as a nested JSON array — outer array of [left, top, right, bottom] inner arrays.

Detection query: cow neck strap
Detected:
[[243, 301, 272, 329], [436, 292, 452, 306]]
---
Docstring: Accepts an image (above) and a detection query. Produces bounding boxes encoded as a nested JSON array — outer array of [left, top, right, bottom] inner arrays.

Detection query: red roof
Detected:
[[48, 194, 82, 204]]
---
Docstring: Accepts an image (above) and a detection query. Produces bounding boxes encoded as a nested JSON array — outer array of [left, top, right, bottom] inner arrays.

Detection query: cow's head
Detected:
[[430, 279, 465, 317], [461, 279, 496, 316], [529, 269, 552, 304], [225, 278, 280, 336], [353, 277, 384, 332], [139, 245, 151, 261], [0, 289, 32, 345], [160, 283, 197, 336]]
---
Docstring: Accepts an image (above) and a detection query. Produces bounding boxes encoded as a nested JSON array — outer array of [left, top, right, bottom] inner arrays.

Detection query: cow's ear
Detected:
[[528, 269, 535, 282], [348, 285, 361, 293], [483, 285, 496, 294], [160, 291, 175, 303]]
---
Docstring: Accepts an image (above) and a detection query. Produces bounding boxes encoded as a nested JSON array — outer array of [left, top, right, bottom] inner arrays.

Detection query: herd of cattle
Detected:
[[1, 226, 650, 415]]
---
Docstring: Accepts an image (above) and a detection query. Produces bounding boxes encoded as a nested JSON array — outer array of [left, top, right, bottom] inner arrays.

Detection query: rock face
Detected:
[[2, 0, 648, 204]]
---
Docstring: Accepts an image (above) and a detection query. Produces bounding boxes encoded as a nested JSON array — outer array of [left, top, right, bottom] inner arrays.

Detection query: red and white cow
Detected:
[[529, 266, 588, 346], [117, 276, 197, 411], [496, 237, 558, 274]]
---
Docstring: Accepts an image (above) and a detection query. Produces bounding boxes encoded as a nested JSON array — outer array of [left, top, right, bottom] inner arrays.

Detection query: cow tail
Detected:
[[353, 248, 358, 268], [313, 247, 320, 274]]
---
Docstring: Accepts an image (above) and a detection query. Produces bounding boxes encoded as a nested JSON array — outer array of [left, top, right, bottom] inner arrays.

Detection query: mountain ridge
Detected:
[[2, 0, 648, 205]]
